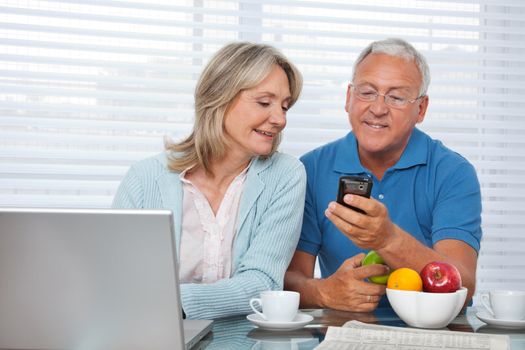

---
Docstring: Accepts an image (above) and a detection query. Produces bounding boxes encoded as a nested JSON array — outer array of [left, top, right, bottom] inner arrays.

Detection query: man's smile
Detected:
[[364, 121, 388, 129]]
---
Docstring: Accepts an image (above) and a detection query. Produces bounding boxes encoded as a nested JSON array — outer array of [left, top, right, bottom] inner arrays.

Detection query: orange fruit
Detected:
[[387, 267, 423, 291]]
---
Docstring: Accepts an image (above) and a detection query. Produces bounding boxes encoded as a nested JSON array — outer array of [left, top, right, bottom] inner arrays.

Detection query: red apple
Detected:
[[420, 261, 462, 293]]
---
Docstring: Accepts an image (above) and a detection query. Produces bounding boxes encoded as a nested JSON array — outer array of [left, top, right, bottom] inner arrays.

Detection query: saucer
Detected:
[[476, 311, 525, 329], [246, 312, 314, 331]]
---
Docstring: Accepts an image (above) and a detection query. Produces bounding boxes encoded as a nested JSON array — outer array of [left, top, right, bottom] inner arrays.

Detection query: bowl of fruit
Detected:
[[385, 261, 467, 329]]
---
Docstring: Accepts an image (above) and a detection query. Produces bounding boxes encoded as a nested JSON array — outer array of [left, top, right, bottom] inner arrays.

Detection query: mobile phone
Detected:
[[336, 175, 373, 214]]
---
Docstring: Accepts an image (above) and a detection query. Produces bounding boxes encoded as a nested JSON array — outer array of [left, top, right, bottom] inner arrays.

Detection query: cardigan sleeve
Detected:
[[112, 155, 165, 209], [180, 157, 307, 319]]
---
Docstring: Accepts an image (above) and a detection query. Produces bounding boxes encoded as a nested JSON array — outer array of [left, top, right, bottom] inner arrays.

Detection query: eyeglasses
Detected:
[[350, 84, 423, 108]]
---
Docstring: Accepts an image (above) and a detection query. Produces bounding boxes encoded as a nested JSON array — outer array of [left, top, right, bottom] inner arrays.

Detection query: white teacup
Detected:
[[249, 291, 300, 322], [481, 290, 525, 320]]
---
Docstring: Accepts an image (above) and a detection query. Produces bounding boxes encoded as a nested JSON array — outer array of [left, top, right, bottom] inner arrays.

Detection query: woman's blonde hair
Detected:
[[165, 42, 302, 173]]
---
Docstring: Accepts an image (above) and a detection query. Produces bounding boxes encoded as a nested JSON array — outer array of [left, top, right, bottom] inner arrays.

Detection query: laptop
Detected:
[[0, 208, 212, 350]]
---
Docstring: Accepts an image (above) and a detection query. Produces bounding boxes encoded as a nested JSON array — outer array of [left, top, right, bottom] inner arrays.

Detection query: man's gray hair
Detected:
[[352, 38, 430, 96]]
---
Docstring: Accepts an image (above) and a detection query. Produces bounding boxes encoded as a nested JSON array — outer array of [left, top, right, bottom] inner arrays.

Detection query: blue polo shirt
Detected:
[[298, 128, 482, 307]]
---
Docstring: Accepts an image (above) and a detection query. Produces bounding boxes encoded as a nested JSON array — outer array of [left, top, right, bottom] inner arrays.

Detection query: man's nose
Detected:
[[369, 94, 389, 115]]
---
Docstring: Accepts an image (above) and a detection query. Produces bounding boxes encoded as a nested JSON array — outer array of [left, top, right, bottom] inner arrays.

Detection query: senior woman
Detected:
[[112, 42, 306, 320]]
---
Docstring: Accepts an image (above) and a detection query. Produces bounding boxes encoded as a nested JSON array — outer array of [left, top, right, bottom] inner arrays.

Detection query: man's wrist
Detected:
[[313, 277, 329, 309], [377, 223, 402, 257]]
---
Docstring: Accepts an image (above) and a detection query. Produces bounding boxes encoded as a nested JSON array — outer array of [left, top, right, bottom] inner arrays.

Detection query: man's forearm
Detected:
[[284, 271, 325, 308], [377, 224, 477, 303]]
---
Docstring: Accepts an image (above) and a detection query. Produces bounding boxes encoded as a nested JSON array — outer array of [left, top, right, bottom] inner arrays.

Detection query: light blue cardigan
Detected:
[[112, 151, 306, 319]]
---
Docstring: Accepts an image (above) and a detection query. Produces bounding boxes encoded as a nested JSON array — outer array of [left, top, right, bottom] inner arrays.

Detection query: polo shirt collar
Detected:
[[333, 127, 428, 174], [333, 132, 365, 174], [394, 127, 428, 169]]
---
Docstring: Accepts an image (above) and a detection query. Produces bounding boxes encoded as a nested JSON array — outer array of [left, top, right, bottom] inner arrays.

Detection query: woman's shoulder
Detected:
[[253, 152, 306, 184], [266, 152, 304, 171]]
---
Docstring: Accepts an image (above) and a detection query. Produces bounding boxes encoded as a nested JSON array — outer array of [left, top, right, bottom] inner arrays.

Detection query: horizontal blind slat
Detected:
[[4, 5, 525, 36]]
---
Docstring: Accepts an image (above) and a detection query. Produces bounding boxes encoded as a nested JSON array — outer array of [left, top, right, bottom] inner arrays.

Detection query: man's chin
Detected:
[[358, 141, 390, 155]]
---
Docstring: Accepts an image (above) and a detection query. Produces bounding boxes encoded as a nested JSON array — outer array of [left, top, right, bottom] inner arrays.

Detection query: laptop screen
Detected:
[[0, 208, 200, 350]]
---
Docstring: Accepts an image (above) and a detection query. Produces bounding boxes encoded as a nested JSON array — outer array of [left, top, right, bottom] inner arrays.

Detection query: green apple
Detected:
[[362, 250, 390, 285]]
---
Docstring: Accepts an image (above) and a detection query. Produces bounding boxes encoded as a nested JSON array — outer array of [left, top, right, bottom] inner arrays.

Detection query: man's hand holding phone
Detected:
[[327, 175, 396, 250]]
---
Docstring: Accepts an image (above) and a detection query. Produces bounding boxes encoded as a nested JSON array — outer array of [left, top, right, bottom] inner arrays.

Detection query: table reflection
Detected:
[[247, 328, 318, 350], [195, 307, 525, 350]]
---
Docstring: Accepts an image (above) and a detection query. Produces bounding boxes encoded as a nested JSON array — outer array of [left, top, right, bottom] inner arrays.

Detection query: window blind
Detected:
[[1, 0, 524, 299]]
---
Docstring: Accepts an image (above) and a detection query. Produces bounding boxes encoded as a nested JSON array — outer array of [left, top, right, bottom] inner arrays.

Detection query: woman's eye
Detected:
[[258, 102, 270, 107], [282, 106, 289, 112]]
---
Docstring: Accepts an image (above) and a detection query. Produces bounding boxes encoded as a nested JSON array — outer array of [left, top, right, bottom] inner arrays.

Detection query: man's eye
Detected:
[[360, 91, 376, 97], [388, 95, 405, 102]]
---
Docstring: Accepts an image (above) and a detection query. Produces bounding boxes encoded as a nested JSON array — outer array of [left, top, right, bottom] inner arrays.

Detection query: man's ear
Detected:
[[416, 95, 429, 124], [345, 84, 352, 114]]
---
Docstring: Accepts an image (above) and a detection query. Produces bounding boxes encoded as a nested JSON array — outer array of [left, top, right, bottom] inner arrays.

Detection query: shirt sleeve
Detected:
[[431, 159, 482, 252], [179, 158, 307, 319]]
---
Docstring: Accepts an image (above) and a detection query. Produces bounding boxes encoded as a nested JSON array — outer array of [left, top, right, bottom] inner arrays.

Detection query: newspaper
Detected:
[[314, 320, 510, 350]]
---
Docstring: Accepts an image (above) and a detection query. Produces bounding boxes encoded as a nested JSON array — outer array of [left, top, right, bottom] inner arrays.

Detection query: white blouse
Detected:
[[178, 167, 248, 284]]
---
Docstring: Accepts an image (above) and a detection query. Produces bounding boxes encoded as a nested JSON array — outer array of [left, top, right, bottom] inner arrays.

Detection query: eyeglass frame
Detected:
[[349, 83, 425, 109]]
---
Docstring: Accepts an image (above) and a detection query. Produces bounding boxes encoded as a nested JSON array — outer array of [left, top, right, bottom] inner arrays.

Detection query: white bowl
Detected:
[[386, 287, 467, 329]]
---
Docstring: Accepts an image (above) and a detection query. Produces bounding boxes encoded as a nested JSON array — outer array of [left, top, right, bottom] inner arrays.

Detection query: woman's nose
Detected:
[[269, 107, 287, 126]]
